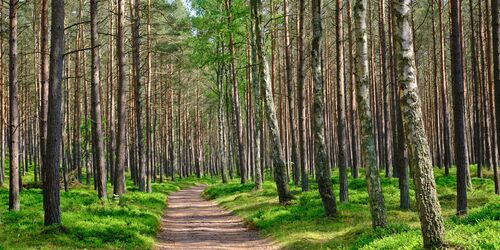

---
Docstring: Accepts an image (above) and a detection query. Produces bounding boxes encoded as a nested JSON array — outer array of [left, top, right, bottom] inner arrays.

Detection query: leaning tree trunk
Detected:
[[393, 0, 446, 248], [354, 0, 388, 228], [251, 0, 292, 204], [113, 0, 127, 197], [311, 0, 337, 216], [91, 0, 108, 200], [44, 0, 65, 226], [8, 0, 20, 212]]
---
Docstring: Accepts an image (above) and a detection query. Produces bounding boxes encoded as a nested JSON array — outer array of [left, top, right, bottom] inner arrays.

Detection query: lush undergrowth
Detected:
[[0, 172, 216, 249], [205, 167, 500, 249]]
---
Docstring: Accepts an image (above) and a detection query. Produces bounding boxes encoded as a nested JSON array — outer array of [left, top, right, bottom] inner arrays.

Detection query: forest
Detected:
[[0, 0, 499, 249]]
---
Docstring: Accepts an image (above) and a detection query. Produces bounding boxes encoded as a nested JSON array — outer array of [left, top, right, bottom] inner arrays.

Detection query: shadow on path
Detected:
[[155, 185, 278, 250]]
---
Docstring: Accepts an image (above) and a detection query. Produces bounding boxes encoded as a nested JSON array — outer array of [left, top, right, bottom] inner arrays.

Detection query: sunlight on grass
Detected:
[[0, 170, 217, 249], [205, 166, 500, 249]]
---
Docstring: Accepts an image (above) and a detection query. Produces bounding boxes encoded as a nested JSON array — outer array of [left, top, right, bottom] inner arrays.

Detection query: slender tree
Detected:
[[114, 0, 127, 197], [91, 0, 108, 199], [354, 0, 388, 228], [297, 0, 309, 191], [491, 0, 500, 195], [336, 0, 348, 202], [8, 0, 20, 212]]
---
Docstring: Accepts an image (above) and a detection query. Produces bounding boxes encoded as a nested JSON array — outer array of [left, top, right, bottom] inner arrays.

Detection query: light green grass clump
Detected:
[[205, 167, 500, 249], [0, 172, 216, 249]]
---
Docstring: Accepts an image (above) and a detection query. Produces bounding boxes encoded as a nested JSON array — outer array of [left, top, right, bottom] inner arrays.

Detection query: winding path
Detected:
[[155, 185, 278, 250]]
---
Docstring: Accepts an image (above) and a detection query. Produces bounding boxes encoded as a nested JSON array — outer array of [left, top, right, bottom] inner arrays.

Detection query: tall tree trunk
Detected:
[[283, 0, 299, 187], [438, 0, 451, 175], [39, 0, 49, 185], [379, 0, 392, 177], [393, 0, 446, 247], [91, 0, 108, 200], [251, 0, 292, 204], [354, 0, 388, 228], [336, 0, 348, 203], [312, 0, 337, 216], [250, 19, 263, 190], [297, 0, 309, 191], [225, 0, 247, 184], [130, 0, 147, 192], [491, 0, 500, 195], [8, 0, 20, 212], [450, 0, 468, 215], [44, 0, 65, 225], [113, 0, 127, 197], [347, 0, 360, 179]]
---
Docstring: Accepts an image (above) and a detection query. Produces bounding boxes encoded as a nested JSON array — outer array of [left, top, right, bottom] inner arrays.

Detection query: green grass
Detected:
[[205, 166, 500, 249], [0, 169, 217, 249]]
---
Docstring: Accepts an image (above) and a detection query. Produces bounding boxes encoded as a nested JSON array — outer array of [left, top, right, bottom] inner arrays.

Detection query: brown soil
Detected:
[[155, 185, 278, 250]]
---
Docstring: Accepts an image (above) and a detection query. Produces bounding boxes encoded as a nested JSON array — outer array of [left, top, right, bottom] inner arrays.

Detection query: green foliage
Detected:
[[205, 167, 500, 249], [0, 172, 215, 249]]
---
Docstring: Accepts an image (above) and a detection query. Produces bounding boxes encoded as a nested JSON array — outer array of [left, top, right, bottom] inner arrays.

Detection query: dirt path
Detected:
[[155, 185, 278, 250]]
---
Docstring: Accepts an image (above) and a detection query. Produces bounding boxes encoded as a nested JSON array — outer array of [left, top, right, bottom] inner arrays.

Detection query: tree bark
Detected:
[[8, 0, 20, 211], [449, 0, 468, 215], [297, 0, 309, 191], [336, 0, 348, 203], [44, 0, 65, 225], [312, 0, 337, 216], [91, 0, 108, 200], [251, 0, 292, 204], [393, 0, 446, 247], [491, 0, 500, 195], [354, 0, 388, 228], [113, 0, 127, 197]]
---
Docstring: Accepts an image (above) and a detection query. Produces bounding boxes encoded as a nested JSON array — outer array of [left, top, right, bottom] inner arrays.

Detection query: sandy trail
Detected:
[[155, 185, 278, 250]]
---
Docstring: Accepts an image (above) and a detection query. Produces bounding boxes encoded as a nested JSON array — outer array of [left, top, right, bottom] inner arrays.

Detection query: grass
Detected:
[[205, 166, 500, 249], [0, 168, 217, 250]]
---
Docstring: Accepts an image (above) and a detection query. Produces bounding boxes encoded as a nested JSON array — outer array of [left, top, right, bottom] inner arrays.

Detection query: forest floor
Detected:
[[0, 172, 215, 249], [155, 185, 277, 249], [205, 166, 500, 249]]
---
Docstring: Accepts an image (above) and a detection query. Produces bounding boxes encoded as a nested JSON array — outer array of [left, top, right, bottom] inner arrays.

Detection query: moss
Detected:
[[0, 171, 216, 249], [206, 167, 500, 249]]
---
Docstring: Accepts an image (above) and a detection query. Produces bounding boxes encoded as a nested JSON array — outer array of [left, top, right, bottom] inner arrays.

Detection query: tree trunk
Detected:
[[393, 0, 446, 247], [251, 0, 292, 204], [449, 0, 468, 215], [91, 0, 108, 200], [354, 0, 388, 228], [297, 0, 309, 192], [8, 0, 20, 211], [113, 0, 127, 197], [130, 0, 147, 192], [491, 0, 500, 195], [44, 0, 65, 225], [336, 0, 348, 203], [311, 0, 337, 216], [283, 0, 299, 187]]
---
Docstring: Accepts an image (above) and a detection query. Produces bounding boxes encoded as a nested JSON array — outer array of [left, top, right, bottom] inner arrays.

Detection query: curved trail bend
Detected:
[[155, 185, 278, 250]]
